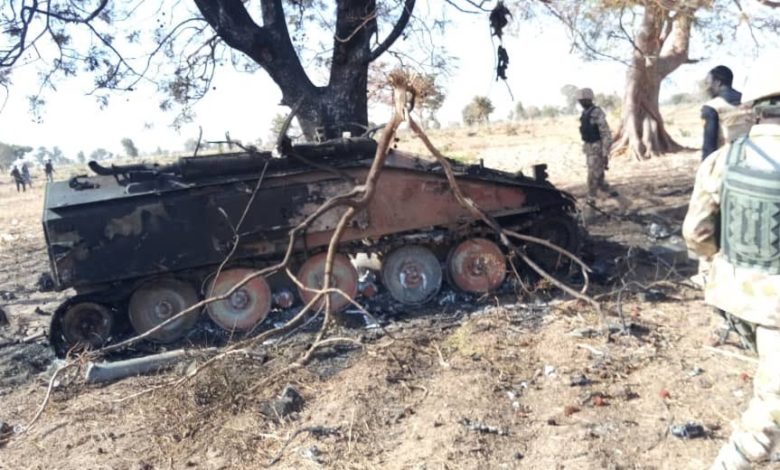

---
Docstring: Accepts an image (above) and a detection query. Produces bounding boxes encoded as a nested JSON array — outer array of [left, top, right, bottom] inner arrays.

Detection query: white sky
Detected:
[[0, 3, 769, 160]]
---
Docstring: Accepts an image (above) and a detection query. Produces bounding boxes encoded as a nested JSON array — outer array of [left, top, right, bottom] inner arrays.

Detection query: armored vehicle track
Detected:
[[42, 137, 580, 356]]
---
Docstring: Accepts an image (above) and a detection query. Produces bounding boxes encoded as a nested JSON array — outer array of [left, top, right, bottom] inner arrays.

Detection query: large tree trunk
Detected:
[[296, 84, 369, 141], [612, 4, 695, 160], [294, 0, 374, 140], [194, 0, 415, 143]]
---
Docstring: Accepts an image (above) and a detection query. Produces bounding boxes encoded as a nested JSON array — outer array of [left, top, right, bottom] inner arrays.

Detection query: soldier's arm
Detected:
[[682, 150, 726, 257], [592, 107, 612, 156], [701, 105, 719, 159]]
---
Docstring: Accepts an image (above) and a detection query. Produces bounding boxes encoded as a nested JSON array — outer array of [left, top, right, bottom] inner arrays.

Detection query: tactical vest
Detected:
[[579, 107, 601, 143], [705, 96, 740, 146], [720, 136, 780, 274]]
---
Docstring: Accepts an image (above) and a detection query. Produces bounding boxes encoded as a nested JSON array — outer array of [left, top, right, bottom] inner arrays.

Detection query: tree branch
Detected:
[[542, 1, 632, 66], [30, 0, 108, 23], [0, 1, 39, 67], [193, 0, 315, 96], [618, 6, 644, 58], [369, 0, 416, 62], [443, 0, 490, 14], [657, 9, 695, 77]]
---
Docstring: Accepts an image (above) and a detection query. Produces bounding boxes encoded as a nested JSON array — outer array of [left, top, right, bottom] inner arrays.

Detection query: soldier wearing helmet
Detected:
[[576, 87, 617, 203], [683, 53, 780, 469], [701, 65, 742, 161]]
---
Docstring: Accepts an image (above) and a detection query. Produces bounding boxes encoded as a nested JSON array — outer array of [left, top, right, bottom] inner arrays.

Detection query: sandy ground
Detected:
[[1, 108, 774, 469]]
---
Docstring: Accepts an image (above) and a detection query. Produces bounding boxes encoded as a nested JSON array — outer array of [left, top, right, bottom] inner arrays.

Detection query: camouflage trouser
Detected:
[[711, 325, 780, 469], [716, 309, 758, 353], [583, 142, 609, 198]]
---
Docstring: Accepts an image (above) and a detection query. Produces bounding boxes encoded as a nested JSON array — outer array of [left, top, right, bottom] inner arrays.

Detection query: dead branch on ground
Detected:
[[405, 117, 602, 320]]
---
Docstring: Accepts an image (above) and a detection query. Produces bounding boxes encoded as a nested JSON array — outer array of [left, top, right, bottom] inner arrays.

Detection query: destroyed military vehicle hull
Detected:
[[43, 137, 579, 356]]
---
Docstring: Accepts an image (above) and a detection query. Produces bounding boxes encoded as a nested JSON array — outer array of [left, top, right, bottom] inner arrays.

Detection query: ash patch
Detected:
[[0, 342, 54, 390]]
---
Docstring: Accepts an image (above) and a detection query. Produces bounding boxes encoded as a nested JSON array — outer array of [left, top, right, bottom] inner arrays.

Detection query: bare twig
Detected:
[[406, 116, 602, 320], [266, 425, 341, 467], [18, 361, 75, 434], [705, 346, 758, 365], [576, 343, 606, 356], [193, 126, 204, 158]]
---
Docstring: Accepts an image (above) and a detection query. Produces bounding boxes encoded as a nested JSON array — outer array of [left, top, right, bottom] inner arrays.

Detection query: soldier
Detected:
[[702, 65, 742, 161], [9, 165, 26, 192], [577, 87, 617, 202], [21, 162, 32, 188], [44, 158, 54, 182], [682, 54, 780, 469]]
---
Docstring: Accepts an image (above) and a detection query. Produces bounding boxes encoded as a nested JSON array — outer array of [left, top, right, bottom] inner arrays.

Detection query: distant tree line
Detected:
[[663, 92, 701, 105], [459, 85, 624, 127], [0, 142, 32, 168], [514, 85, 622, 120]]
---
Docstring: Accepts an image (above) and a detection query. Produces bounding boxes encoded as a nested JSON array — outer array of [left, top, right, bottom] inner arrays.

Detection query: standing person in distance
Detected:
[[701, 65, 742, 161], [577, 87, 617, 206], [10, 165, 26, 192], [44, 158, 55, 183], [694, 66, 744, 289], [20, 162, 32, 188]]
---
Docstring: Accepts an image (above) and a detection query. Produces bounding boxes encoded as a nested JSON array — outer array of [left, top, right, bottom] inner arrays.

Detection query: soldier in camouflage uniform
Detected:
[[682, 54, 780, 470], [577, 88, 617, 201]]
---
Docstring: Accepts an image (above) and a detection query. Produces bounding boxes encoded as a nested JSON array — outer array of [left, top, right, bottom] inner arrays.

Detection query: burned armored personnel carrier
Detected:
[[42, 137, 579, 356]]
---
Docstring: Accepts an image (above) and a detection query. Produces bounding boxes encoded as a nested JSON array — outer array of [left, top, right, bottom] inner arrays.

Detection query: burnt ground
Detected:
[[0, 124, 774, 469]]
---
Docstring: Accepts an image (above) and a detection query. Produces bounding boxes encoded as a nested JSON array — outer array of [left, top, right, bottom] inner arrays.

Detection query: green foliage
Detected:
[[595, 92, 621, 111], [50, 146, 65, 163], [541, 105, 561, 118], [269, 113, 302, 142], [0, 142, 32, 167], [665, 92, 699, 105], [270, 114, 289, 138], [0, 2, 450, 138], [120, 138, 139, 157], [77, 151, 86, 163], [525, 106, 542, 119], [462, 96, 495, 126], [34, 146, 51, 163], [183, 138, 211, 153], [560, 89, 621, 114], [30, 145, 67, 164], [560, 84, 579, 114], [153, 146, 171, 157], [89, 148, 112, 161], [514, 101, 527, 120], [418, 74, 446, 120]]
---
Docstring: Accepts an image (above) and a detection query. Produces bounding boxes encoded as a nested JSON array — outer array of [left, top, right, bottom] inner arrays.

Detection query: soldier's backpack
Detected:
[[720, 135, 780, 274]]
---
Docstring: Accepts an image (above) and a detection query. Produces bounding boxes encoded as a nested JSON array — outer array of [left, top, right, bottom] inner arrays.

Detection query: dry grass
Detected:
[[3, 106, 774, 469]]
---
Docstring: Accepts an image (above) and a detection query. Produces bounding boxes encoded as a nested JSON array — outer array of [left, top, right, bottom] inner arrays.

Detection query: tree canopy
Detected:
[[0, 1, 471, 141], [540, 0, 780, 158], [462, 95, 495, 125], [120, 138, 139, 157], [0, 142, 32, 168]]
